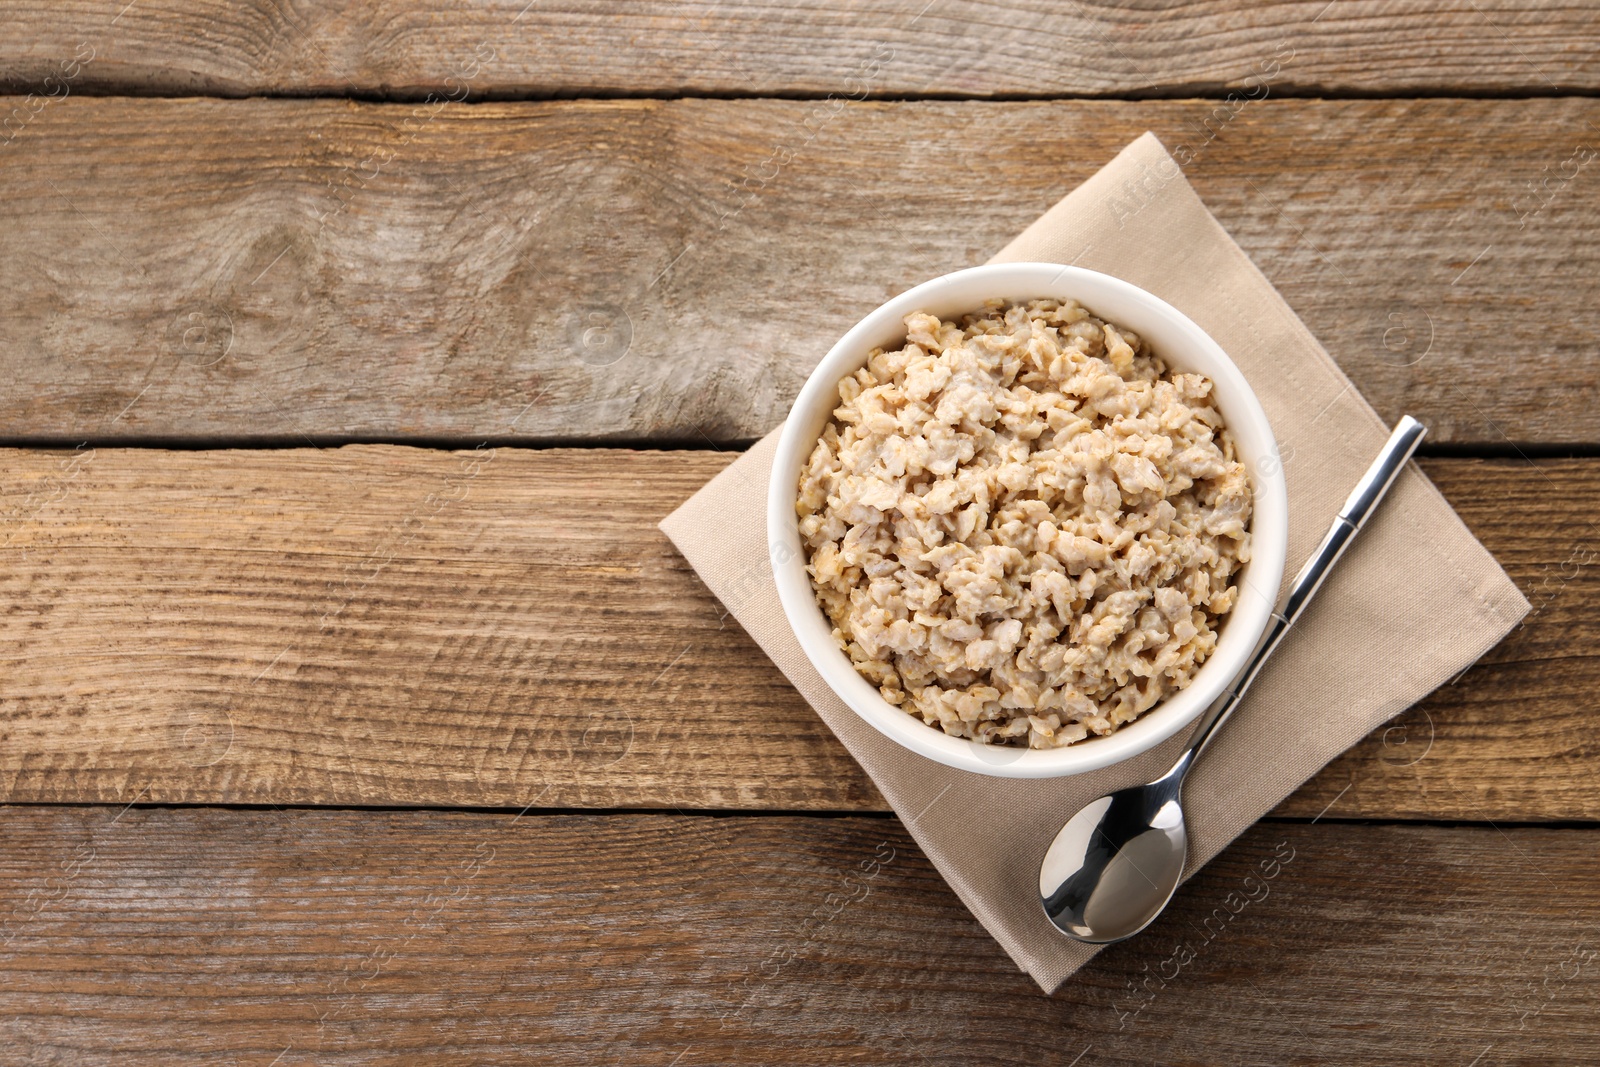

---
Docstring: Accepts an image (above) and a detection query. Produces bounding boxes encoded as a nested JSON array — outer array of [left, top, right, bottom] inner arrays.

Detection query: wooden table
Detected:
[[1, 3, 1598, 1062]]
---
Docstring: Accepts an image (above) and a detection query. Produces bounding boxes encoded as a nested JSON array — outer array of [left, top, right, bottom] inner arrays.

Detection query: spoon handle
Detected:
[[1167, 415, 1427, 776]]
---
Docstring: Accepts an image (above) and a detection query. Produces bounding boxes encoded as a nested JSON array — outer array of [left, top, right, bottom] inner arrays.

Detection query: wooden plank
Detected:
[[0, 446, 877, 812], [1281, 455, 1600, 822], [0, 97, 1597, 447], [0, 1, 1596, 98], [0, 807, 1596, 1063], [0, 446, 1591, 821]]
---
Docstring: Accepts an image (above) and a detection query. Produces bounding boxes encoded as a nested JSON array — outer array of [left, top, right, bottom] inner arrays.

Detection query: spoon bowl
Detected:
[[1039, 774, 1188, 943]]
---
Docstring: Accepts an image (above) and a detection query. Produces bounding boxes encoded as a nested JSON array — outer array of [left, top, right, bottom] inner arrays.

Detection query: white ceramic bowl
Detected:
[[768, 263, 1289, 778]]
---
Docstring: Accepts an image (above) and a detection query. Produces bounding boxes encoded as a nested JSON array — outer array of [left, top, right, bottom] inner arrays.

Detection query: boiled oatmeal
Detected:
[[796, 299, 1252, 749]]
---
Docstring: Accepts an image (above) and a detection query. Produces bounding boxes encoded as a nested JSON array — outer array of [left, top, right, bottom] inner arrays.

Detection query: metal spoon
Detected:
[[1039, 415, 1427, 944]]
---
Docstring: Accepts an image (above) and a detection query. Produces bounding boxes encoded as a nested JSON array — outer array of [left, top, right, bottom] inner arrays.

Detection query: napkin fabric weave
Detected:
[[660, 133, 1528, 993]]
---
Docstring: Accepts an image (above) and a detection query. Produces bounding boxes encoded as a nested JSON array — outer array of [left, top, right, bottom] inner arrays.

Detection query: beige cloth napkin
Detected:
[[660, 133, 1528, 993]]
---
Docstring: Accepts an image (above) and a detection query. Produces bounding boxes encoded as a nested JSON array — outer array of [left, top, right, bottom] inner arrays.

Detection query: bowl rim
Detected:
[[768, 262, 1289, 778]]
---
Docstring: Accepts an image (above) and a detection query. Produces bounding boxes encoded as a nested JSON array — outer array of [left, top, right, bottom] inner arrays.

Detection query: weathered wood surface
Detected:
[[0, 808, 1595, 1064], [0, 6, 1591, 1062], [0, 446, 1590, 821], [1, 1, 1596, 99], [1, 96, 1597, 447]]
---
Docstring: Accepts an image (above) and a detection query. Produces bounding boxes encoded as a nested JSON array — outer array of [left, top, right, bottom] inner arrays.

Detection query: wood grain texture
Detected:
[[0, 446, 1592, 820], [0, 1, 1597, 98], [1, 96, 1598, 447], [0, 807, 1597, 1065], [1281, 455, 1600, 821], [0, 446, 876, 812]]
